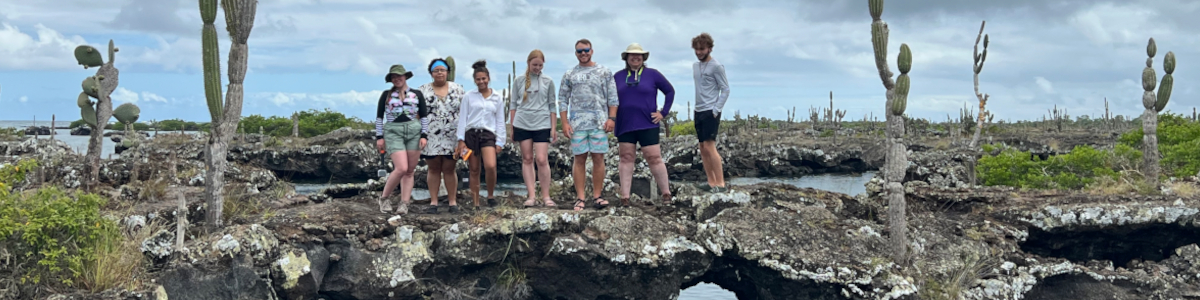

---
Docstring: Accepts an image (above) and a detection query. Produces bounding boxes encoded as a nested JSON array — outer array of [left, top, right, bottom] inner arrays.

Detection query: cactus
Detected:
[[80, 104, 97, 128], [74, 45, 104, 68], [114, 103, 140, 124], [77, 92, 92, 108], [969, 20, 991, 149], [445, 56, 456, 82], [1140, 37, 1174, 185], [203, 0, 258, 229], [82, 76, 101, 98], [868, 0, 911, 265]]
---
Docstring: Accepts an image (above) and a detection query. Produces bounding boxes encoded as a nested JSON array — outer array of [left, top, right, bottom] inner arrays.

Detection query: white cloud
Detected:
[[1035, 77, 1055, 94], [141, 91, 168, 103], [256, 90, 382, 107], [19, 96, 27, 103], [111, 87, 139, 103], [0, 22, 88, 70]]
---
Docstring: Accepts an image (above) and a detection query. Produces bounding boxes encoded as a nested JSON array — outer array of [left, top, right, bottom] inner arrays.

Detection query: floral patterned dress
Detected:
[[418, 82, 467, 157]]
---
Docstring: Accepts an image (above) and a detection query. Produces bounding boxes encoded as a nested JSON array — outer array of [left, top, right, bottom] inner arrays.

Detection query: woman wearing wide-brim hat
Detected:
[[375, 64, 430, 214], [613, 43, 675, 207]]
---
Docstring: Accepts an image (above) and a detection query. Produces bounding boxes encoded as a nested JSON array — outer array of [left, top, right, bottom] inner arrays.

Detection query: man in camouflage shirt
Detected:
[[559, 38, 619, 211]]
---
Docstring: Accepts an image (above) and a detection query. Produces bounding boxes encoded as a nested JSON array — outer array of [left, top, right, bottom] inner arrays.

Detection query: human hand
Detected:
[[604, 119, 615, 132], [419, 138, 427, 149], [550, 129, 558, 144], [562, 123, 573, 139], [454, 141, 466, 159], [651, 111, 663, 124], [376, 139, 385, 152]]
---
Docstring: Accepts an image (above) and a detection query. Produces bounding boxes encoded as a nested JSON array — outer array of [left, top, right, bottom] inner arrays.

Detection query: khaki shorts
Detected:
[[384, 121, 421, 154]]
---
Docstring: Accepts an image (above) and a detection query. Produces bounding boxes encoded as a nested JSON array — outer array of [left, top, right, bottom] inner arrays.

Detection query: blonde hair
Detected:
[[523, 49, 545, 103]]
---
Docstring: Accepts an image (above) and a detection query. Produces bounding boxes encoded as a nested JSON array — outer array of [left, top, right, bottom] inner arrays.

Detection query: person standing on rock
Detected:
[[614, 43, 674, 206], [376, 64, 430, 214], [559, 38, 619, 211], [418, 58, 467, 214], [456, 60, 506, 209], [508, 50, 560, 208], [691, 33, 731, 193]]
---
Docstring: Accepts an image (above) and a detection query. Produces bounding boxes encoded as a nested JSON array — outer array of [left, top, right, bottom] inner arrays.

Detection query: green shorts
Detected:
[[384, 121, 421, 155]]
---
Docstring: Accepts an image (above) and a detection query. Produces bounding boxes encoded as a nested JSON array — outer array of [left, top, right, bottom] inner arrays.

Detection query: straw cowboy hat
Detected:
[[385, 64, 414, 82], [621, 43, 650, 61]]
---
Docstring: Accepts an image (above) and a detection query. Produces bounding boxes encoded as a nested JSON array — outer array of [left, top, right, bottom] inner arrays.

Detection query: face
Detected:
[[528, 57, 544, 75], [391, 75, 407, 88], [575, 43, 592, 64], [694, 46, 712, 61], [431, 66, 448, 83], [626, 54, 645, 69], [473, 71, 490, 91]]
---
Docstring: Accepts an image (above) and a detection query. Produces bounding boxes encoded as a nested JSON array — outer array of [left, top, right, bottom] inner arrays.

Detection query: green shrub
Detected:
[[1118, 112, 1200, 177], [0, 159, 120, 286], [157, 119, 208, 131], [978, 145, 1139, 190], [70, 119, 89, 129], [111, 122, 151, 131], [670, 120, 696, 136], [237, 109, 372, 138]]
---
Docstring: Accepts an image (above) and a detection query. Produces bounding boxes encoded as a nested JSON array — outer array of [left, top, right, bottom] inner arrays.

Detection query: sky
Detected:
[[0, 0, 1197, 124]]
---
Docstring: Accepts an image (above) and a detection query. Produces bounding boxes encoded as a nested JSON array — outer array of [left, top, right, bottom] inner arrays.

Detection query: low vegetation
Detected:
[[1118, 113, 1200, 178], [237, 109, 372, 138]]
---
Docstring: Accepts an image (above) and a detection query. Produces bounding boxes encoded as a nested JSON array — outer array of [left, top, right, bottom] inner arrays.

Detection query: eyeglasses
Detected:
[[575, 48, 591, 54], [625, 75, 639, 87], [430, 69, 447, 73]]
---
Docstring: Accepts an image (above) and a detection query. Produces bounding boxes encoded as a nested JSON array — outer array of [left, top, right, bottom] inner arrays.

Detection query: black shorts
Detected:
[[464, 129, 497, 153], [422, 155, 454, 160], [617, 128, 660, 147], [512, 128, 551, 143], [695, 110, 721, 142]]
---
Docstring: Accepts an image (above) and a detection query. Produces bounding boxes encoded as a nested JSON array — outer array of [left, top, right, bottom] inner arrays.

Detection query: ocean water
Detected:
[[0, 120, 191, 158]]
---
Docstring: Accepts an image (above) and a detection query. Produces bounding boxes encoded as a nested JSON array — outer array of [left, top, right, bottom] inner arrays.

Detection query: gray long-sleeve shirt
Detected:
[[510, 73, 559, 131], [693, 58, 731, 114]]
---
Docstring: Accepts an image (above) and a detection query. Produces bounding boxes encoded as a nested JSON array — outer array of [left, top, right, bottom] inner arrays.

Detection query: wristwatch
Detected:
[[608, 116, 616, 121]]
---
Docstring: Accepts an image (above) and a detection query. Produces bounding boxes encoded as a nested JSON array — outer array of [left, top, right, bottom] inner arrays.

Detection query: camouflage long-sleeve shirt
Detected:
[[558, 64, 619, 131]]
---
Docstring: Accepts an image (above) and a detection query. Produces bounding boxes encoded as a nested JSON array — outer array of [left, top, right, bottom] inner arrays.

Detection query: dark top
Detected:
[[613, 67, 674, 136], [374, 87, 429, 139]]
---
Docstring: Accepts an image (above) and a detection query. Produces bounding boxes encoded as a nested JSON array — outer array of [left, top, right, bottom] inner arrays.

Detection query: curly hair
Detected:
[[692, 33, 714, 49]]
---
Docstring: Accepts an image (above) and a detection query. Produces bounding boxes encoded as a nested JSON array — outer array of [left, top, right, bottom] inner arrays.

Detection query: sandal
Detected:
[[523, 198, 539, 208], [377, 198, 393, 213], [592, 197, 609, 209], [661, 193, 673, 205], [542, 198, 557, 208], [620, 197, 631, 207], [573, 199, 587, 211], [487, 198, 498, 207], [448, 205, 460, 213]]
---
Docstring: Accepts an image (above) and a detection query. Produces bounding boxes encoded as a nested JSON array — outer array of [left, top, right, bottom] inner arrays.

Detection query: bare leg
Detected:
[[641, 145, 671, 195], [534, 142, 553, 203], [469, 153, 481, 206], [399, 150, 420, 204], [442, 158, 458, 206], [379, 150, 405, 211], [699, 143, 715, 187], [590, 152, 605, 200], [617, 143, 637, 199], [573, 155, 588, 201], [702, 141, 725, 187], [426, 157, 442, 206], [483, 146, 497, 199], [520, 139, 537, 204]]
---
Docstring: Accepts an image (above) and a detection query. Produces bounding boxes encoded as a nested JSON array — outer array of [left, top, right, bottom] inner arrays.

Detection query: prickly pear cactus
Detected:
[[82, 76, 101, 98], [445, 56, 457, 82], [80, 104, 98, 128], [114, 102, 141, 124], [74, 46, 104, 68], [77, 92, 92, 108]]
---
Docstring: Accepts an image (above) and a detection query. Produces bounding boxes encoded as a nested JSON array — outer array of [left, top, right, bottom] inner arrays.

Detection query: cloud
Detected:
[[141, 92, 168, 103], [256, 90, 382, 107], [110, 87, 169, 104], [1035, 77, 1055, 94], [0, 22, 88, 70], [108, 0, 191, 34], [19, 96, 27, 103]]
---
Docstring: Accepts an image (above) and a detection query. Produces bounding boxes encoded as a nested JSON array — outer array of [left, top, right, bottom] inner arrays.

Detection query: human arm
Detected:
[[375, 91, 387, 151], [604, 69, 619, 132], [657, 69, 675, 120], [456, 93, 469, 142], [558, 73, 572, 138], [416, 90, 430, 140], [494, 95, 507, 149], [713, 63, 731, 115], [548, 79, 559, 143]]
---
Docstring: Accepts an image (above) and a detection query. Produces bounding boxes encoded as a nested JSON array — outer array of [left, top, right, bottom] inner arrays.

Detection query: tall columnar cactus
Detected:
[[1141, 37, 1175, 184], [72, 40, 120, 189], [445, 56, 457, 82], [203, 0, 258, 228], [869, 0, 912, 265], [968, 20, 990, 148]]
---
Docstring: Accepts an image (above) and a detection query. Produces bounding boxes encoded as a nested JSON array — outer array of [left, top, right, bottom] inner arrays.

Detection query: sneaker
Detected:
[[696, 183, 714, 192], [712, 186, 728, 193], [423, 205, 439, 214], [448, 205, 460, 213], [395, 202, 409, 215]]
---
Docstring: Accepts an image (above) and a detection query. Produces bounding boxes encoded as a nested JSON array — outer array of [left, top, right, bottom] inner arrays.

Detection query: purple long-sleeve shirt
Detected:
[[614, 67, 674, 136]]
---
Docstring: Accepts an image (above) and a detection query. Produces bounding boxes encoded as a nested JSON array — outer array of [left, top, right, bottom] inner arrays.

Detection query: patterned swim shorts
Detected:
[[570, 128, 609, 156]]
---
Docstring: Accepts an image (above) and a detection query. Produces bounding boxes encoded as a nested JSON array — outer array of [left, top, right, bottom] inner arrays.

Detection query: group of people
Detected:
[[373, 33, 731, 214]]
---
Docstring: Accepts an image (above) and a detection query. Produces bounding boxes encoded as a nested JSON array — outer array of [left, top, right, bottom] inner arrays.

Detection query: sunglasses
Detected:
[[625, 74, 640, 87], [575, 48, 591, 54]]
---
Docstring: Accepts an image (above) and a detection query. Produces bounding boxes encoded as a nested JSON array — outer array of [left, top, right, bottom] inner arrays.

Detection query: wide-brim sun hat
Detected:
[[621, 43, 650, 61], [385, 64, 415, 82]]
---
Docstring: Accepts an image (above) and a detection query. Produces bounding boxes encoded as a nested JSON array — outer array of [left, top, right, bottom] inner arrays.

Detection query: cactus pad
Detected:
[[114, 102, 141, 124], [1156, 74, 1173, 112], [1147, 38, 1157, 58], [77, 92, 92, 108], [81, 104, 98, 128], [1142, 67, 1156, 92], [446, 56, 457, 82], [1164, 51, 1175, 74], [82, 76, 101, 98], [898, 43, 912, 74], [74, 45, 104, 68], [869, 0, 883, 20]]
